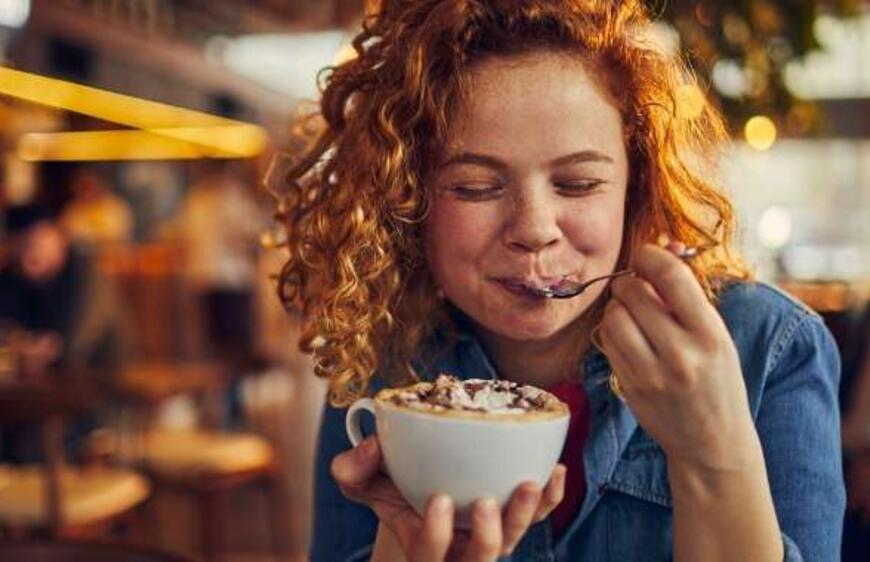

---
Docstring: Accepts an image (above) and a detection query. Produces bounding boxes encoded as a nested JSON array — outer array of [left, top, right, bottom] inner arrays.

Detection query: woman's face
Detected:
[[425, 51, 629, 344]]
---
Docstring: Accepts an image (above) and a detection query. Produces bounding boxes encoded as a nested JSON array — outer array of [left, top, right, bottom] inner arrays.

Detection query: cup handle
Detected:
[[345, 398, 376, 447]]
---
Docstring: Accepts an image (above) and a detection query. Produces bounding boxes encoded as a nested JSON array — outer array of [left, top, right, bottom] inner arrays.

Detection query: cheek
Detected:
[[425, 202, 501, 278], [563, 199, 625, 257]]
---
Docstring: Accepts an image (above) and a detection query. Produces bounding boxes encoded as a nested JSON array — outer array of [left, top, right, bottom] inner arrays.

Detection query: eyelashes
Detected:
[[445, 185, 503, 200], [553, 179, 606, 194], [444, 179, 606, 201]]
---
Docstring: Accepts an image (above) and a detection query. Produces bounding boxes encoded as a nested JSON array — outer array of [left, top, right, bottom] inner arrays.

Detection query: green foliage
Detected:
[[650, 0, 863, 134]]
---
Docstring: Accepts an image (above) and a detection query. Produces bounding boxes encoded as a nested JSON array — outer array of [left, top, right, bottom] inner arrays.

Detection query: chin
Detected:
[[481, 311, 578, 343]]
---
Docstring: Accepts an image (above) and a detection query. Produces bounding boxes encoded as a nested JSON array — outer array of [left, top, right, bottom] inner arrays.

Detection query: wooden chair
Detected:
[[0, 378, 151, 538], [140, 428, 282, 562], [0, 463, 150, 536]]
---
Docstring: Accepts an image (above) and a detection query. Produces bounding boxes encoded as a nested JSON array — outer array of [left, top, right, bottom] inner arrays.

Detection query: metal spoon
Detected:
[[532, 246, 708, 299]]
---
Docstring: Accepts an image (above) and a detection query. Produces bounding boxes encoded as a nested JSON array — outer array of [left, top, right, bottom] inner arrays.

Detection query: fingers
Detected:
[[599, 298, 657, 379], [466, 464, 566, 559], [533, 464, 566, 522], [458, 498, 502, 562], [500, 483, 541, 555], [330, 436, 381, 499], [409, 495, 454, 562], [333, 440, 564, 561], [332, 440, 461, 562], [631, 244, 719, 335], [609, 275, 689, 361]]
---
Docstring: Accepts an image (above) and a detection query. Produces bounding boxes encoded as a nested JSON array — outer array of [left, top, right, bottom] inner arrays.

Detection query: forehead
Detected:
[[443, 51, 625, 156]]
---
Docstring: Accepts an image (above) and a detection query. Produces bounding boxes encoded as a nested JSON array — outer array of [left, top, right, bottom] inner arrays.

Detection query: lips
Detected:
[[499, 275, 569, 289], [495, 276, 571, 297]]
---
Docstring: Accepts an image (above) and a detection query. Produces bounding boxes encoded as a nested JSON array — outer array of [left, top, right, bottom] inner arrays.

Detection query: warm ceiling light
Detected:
[[744, 115, 778, 151], [0, 66, 268, 160]]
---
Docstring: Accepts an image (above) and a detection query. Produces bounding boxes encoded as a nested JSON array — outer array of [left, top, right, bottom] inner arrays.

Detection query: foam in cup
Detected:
[[378, 374, 568, 418], [346, 373, 571, 529]]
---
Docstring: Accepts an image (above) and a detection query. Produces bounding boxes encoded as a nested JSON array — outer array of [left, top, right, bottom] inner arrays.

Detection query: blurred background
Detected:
[[0, 1, 868, 561]]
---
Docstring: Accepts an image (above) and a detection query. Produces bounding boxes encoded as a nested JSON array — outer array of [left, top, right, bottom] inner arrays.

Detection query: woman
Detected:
[[274, 1, 844, 560]]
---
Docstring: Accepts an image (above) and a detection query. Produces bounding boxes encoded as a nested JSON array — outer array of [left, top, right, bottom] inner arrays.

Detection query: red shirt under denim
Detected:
[[547, 379, 590, 539]]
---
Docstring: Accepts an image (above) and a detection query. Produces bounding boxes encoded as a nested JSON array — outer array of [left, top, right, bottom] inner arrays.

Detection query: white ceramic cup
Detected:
[[345, 395, 569, 529]]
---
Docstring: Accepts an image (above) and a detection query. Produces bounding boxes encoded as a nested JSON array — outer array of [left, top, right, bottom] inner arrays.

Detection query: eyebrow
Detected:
[[437, 150, 614, 171]]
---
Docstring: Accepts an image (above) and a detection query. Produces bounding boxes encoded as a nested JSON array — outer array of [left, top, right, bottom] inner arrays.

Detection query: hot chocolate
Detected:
[[376, 374, 568, 420], [347, 373, 570, 528]]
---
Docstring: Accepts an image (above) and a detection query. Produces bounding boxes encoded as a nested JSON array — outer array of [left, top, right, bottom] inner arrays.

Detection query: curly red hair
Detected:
[[275, 0, 751, 407]]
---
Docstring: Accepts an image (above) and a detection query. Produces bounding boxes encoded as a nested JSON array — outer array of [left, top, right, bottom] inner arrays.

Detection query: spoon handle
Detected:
[[547, 245, 709, 299], [577, 268, 635, 290]]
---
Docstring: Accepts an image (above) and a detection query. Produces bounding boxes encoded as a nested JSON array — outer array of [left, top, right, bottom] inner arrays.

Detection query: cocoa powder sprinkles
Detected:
[[466, 381, 487, 400]]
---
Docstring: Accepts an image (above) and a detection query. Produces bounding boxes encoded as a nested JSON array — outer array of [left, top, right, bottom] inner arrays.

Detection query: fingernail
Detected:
[[477, 497, 497, 517], [519, 487, 538, 505], [428, 494, 451, 517], [666, 240, 686, 253]]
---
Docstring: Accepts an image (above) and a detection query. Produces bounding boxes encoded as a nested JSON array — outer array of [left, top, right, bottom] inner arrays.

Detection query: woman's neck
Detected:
[[476, 320, 592, 388]]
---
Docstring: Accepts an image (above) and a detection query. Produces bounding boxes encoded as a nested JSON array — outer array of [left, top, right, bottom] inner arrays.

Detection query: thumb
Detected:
[[331, 436, 382, 495]]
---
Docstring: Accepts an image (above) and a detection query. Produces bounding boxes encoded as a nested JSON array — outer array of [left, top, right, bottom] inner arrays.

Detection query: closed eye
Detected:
[[555, 179, 605, 195], [444, 184, 504, 201]]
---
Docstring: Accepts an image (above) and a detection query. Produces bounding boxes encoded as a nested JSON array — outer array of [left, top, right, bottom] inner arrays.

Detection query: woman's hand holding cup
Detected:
[[331, 435, 567, 561]]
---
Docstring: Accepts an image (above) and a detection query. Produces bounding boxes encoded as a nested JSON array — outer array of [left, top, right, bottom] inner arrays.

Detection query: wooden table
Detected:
[[109, 361, 227, 463], [0, 376, 105, 425], [0, 362, 225, 533], [115, 361, 225, 405], [0, 374, 107, 532]]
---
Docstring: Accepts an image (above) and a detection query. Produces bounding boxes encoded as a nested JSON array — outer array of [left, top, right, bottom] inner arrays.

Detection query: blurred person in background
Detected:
[[0, 204, 124, 462], [179, 159, 267, 424], [60, 165, 134, 247]]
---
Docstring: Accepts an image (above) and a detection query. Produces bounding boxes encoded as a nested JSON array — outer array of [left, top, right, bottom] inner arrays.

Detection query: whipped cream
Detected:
[[386, 374, 554, 414]]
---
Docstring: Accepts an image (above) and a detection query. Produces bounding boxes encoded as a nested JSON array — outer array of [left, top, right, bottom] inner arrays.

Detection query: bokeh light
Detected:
[[757, 206, 793, 250], [0, 0, 30, 28], [744, 115, 778, 150]]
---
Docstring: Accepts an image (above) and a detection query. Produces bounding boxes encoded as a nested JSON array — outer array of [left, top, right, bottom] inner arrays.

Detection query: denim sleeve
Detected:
[[756, 314, 845, 562], [310, 400, 378, 562]]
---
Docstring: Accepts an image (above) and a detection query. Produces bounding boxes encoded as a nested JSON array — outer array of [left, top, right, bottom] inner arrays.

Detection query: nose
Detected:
[[503, 189, 562, 253]]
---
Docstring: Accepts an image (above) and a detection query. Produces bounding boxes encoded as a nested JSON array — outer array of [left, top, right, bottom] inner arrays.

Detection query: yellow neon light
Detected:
[[18, 126, 267, 161], [0, 67, 235, 128], [0, 66, 269, 160], [17, 129, 265, 161]]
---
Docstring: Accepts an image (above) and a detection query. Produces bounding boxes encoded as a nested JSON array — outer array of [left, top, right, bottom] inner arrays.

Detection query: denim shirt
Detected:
[[311, 281, 845, 562]]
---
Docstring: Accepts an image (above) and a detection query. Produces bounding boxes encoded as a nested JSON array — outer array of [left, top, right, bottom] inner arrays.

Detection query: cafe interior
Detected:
[[0, 0, 869, 560]]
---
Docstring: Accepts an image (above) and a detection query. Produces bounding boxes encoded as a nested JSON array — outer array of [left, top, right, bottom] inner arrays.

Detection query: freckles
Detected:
[[430, 204, 504, 265]]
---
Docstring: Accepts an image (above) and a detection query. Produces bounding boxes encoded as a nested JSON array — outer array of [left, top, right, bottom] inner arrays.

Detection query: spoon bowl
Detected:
[[533, 246, 708, 299]]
